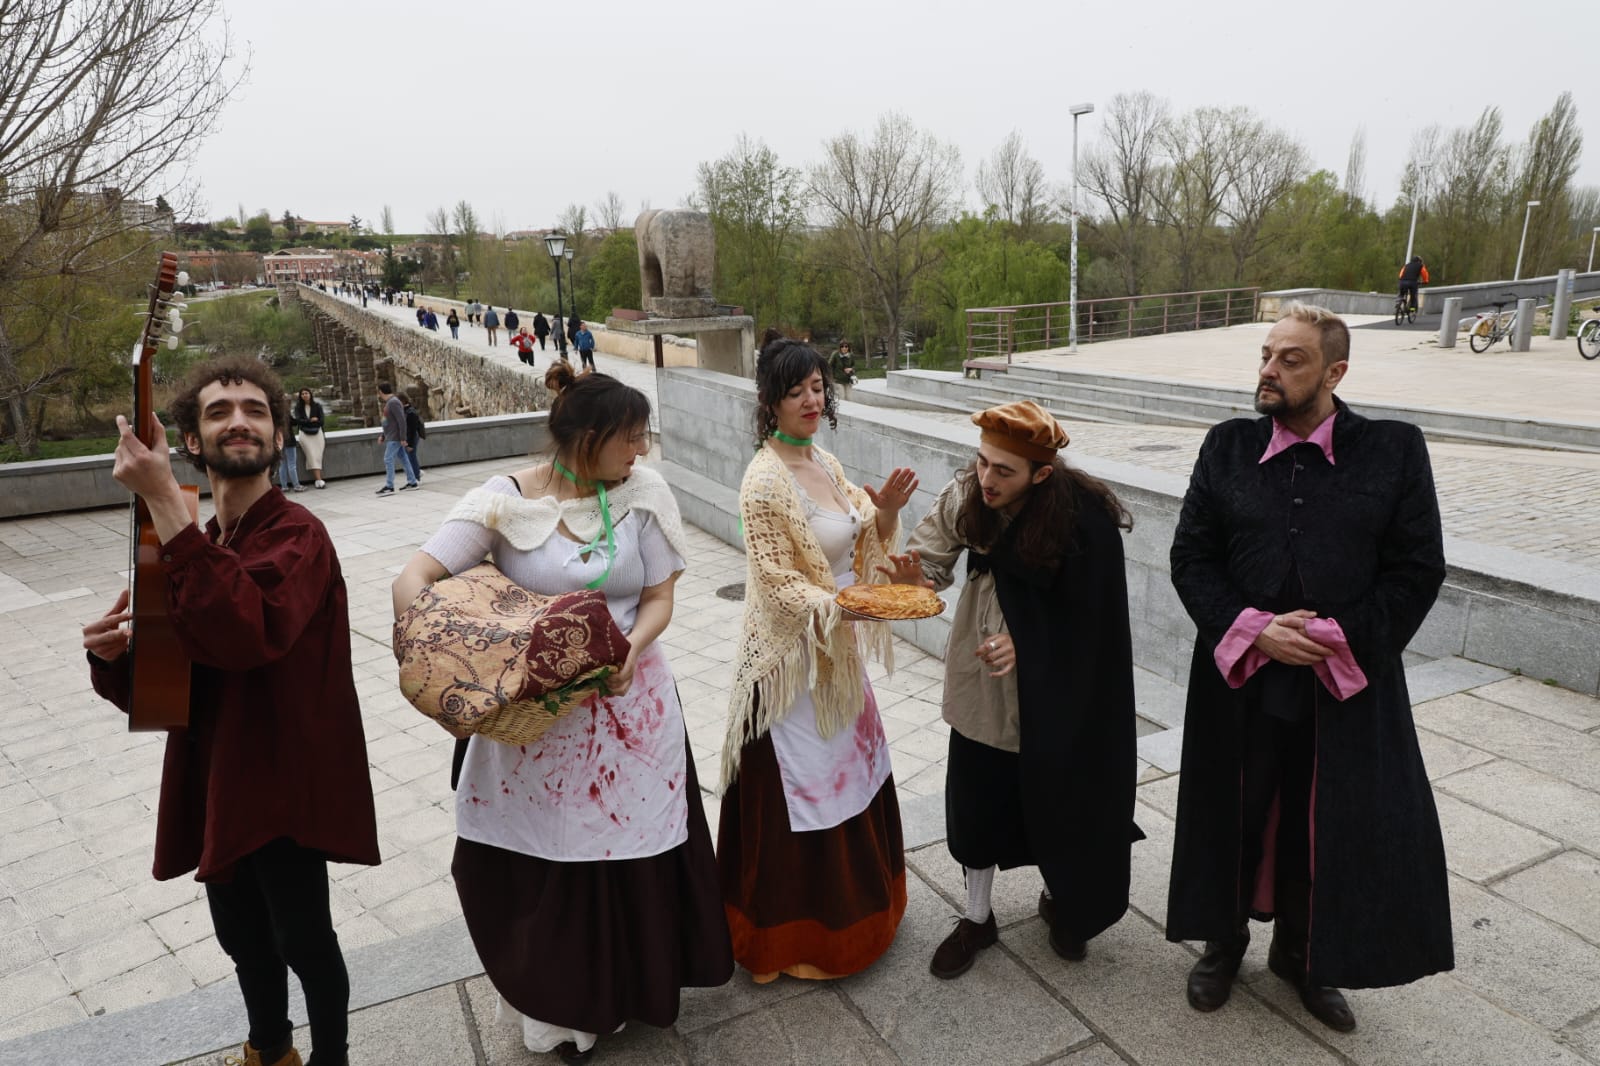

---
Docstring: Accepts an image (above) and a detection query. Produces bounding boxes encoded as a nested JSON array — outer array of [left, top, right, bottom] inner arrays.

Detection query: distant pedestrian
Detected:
[[511, 327, 537, 366], [532, 311, 551, 350], [566, 312, 580, 350], [425, 309, 439, 331], [294, 387, 327, 488], [401, 395, 426, 483], [407, 292, 415, 308], [376, 382, 418, 494], [504, 308, 520, 334], [575, 321, 596, 372], [415, 307, 427, 328], [278, 409, 304, 492], [484, 306, 500, 346], [447, 309, 460, 339]]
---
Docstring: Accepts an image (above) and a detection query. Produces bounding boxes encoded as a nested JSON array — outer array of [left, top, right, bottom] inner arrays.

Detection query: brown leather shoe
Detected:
[[1185, 928, 1250, 1012], [929, 913, 998, 979], [223, 1044, 303, 1066], [1267, 933, 1357, 1032]]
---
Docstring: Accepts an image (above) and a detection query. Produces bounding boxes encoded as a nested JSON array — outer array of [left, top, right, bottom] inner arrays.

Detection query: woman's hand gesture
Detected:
[[862, 466, 918, 515]]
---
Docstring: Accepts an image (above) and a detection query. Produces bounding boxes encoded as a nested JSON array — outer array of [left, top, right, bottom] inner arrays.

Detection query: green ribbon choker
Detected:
[[553, 460, 614, 590], [771, 430, 813, 447]]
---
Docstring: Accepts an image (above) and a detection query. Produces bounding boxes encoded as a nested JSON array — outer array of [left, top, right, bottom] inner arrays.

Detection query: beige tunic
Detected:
[[907, 477, 1021, 753]]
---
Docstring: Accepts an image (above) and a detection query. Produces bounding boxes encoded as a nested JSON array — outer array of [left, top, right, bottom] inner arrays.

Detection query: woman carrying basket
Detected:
[[392, 363, 731, 1063]]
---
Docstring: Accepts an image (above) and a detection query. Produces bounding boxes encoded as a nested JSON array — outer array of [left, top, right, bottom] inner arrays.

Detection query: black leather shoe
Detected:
[[555, 1040, 595, 1064], [930, 914, 998, 979], [1185, 929, 1250, 1012], [1037, 891, 1055, 927], [1049, 923, 1087, 961], [1267, 934, 1357, 1032]]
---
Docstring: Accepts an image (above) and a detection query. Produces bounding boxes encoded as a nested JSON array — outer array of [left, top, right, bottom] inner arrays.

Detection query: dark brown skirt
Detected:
[[717, 730, 906, 976], [452, 756, 733, 1034]]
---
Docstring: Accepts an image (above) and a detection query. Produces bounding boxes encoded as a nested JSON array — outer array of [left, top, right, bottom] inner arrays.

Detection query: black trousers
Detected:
[[1238, 706, 1315, 942], [579, 350, 596, 370], [205, 838, 349, 1065]]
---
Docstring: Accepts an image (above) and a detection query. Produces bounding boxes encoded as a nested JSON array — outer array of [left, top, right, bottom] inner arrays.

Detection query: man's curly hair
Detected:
[[167, 354, 289, 471]]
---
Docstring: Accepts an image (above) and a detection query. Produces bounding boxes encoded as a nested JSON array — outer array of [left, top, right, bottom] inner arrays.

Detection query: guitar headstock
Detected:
[[132, 252, 188, 450]]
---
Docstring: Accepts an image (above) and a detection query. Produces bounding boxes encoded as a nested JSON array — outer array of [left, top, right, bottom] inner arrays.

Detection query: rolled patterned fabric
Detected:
[[393, 563, 629, 744]]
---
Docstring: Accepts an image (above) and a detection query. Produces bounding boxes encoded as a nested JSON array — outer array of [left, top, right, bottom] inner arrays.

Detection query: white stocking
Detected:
[[965, 864, 996, 923]]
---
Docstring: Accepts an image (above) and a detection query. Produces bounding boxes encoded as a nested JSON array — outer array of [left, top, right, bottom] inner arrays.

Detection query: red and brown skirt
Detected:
[[717, 730, 906, 977]]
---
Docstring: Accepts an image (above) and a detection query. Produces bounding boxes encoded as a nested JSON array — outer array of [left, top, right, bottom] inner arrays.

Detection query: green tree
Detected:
[[245, 213, 275, 252], [916, 216, 1071, 356], [694, 135, 809, 328], [579, 230, 641, 320]]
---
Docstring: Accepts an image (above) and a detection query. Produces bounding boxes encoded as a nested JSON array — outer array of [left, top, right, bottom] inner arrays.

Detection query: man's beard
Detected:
[[200, 434, 276, 478], [1254, 383, 1316, 419]]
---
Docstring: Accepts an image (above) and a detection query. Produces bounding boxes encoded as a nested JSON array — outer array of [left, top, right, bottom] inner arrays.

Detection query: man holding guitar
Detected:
[[82, 354, 379, 1066]]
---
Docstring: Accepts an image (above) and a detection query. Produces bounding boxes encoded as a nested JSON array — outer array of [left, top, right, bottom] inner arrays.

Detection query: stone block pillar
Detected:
[[1438, 297, 1463, 348]]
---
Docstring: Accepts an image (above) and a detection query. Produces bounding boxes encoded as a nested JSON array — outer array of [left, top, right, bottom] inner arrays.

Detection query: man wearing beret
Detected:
[[1166, 304, 1452, 1033], [885, 400, 1144, 979]]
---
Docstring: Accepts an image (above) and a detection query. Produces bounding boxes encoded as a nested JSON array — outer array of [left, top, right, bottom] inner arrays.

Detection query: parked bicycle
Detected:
[[1468, 294, 1521, 353], [1578, 315, 1600, 360]]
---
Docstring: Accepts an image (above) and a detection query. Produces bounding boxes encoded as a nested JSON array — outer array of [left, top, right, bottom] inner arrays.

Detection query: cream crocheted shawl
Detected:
[[442, 463, 688, 561], [722, 443, 898, 790]]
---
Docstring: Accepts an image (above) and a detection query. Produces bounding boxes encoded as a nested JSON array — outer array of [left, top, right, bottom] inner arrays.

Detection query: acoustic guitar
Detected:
[[127, 251, 199, 731]]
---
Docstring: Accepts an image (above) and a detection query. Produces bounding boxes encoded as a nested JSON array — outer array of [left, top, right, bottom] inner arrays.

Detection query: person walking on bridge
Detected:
[[533, 311, 551, 351], [574, 321, 596, 372], [511, 327, 537, 367], [504, 307, 520, 335], [484, 306, 500, 346]]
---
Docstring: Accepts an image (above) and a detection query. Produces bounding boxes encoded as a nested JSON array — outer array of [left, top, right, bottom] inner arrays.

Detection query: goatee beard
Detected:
[[201, 437, 276, 478]]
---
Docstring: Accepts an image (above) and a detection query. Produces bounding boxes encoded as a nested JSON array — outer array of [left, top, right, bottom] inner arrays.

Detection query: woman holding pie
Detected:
[[718, 335, 919, 981], [391, 365, 732, 1063]]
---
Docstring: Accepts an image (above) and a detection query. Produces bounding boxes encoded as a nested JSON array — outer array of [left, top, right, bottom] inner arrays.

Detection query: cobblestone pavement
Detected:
[[4, 309, 1600, 1063]]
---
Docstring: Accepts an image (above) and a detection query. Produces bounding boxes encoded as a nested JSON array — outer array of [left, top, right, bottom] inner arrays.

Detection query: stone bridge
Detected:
[[283, 285, 550, 425]]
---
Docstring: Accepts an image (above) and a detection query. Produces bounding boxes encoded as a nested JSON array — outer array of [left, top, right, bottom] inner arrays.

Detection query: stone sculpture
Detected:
[[636, 209, 716, 318]]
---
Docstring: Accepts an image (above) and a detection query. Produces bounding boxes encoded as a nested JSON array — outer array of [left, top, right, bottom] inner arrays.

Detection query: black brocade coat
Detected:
[[1165, 400, 1454, 989], [988, 498, 1144, 945]]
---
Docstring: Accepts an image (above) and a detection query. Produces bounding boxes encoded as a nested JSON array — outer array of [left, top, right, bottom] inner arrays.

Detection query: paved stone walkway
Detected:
[[2, 455, 1599, 1065], [4, 305, 1600, 1063]]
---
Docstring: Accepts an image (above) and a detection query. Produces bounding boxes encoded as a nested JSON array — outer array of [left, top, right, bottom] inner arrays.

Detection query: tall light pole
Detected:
[[1403, 161, 1432, 266], [1513, 200, 1540, 281], [564, 248, 576, 327], [544, 232, 569, 359], [1069, 102, 1093, 354], [1589, 226, 1600, 274]]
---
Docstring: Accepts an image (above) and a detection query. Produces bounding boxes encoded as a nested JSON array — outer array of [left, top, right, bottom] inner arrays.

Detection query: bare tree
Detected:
[[1218, 113, 1308, 283], [555, 204, 589, 257], [1149, 107, 1234, 291], [1343, 127, 1368, 212], [593, 190, 627, 231], [1080, 92, 1170, 296], [380, 204, 395, 236], [1425, 108, 1509, 282], [1515, 91, 1584, 277], [426, 206, 457, 295], [694, 135, 809, 327], [0, 0, 242, 454], [975, 130, 1050, 234], [810, 113, 962, 369]]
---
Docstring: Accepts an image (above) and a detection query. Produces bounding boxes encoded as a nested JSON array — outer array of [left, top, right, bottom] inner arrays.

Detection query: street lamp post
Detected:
[[1589, 226, 1600, 274], [1513, 200, 1540, 281], [1403, 162, 1433, 266], [544, 232, 569, 359], [1069, 102, 1094, 354], [564, 248, 576, 330]]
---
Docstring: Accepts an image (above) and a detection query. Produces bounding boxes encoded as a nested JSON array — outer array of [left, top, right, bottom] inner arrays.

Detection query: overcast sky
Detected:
[[192, 0, 1597, 235]]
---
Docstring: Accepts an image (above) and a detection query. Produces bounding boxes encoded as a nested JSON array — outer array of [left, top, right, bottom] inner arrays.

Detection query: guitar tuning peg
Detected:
[[176, 271, 190, 286], [167, 308, 183, 332], [167, 334, 180, 350]]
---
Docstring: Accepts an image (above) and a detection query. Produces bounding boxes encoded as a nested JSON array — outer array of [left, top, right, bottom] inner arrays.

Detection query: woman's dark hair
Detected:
[[955, 456, 1132, 569], [169, 354, 288, 471], [293, 388, 316, 420], [752, 336, 836, 447], [544, 367, 651, 483]]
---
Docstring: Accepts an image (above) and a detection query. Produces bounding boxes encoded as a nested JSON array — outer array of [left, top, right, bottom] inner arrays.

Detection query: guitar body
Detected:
[[127, 251, 197, 732]]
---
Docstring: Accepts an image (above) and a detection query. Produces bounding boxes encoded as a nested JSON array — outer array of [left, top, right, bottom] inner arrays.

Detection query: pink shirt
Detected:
[[1213, 411, 1368, 701]]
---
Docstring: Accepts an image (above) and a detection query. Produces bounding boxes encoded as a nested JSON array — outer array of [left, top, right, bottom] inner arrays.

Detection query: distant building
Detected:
[[262, 248, 338, 284], [295, 217, 353, 235], [180, 250, 263, 286], [96, 187, 174, 234]]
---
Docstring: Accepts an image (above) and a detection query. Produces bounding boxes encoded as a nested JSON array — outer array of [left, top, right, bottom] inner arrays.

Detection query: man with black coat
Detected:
[[1166, 303, 1452, 1034], [886, 400, 1143, 980]]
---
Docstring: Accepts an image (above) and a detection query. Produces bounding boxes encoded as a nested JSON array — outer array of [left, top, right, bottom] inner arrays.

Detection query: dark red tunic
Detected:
[[90, 488, 380, 882]]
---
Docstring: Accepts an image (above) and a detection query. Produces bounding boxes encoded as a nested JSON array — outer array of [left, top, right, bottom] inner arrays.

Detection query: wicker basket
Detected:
[[393, 564, 629, 744]]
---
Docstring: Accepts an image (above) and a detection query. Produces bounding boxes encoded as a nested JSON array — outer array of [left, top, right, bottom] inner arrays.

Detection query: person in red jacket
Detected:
[[510, 326, 537, 366], [82, 355, 379, 1066]]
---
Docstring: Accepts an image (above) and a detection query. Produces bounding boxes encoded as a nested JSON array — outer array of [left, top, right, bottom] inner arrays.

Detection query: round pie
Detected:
[[836, 583, 944, 620]]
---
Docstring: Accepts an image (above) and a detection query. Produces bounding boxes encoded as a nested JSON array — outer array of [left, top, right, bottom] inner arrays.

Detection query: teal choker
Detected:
[[771, 430, 813, 447], [553, 460, 614, 590]]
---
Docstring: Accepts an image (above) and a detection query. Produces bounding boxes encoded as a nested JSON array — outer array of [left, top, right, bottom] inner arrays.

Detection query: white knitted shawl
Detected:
[[721, 443, 898, 791]]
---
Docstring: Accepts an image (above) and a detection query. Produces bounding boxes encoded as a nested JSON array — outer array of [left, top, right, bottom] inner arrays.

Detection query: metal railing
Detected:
[[965, 287, 1259, 363]]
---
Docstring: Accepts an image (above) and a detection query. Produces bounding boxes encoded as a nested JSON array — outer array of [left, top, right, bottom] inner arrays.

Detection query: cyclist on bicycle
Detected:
[[1398, 255, 1429, 313]]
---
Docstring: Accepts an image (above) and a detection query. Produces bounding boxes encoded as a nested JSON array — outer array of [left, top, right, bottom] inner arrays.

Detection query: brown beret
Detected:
[[971, 401, 1069, 464]]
